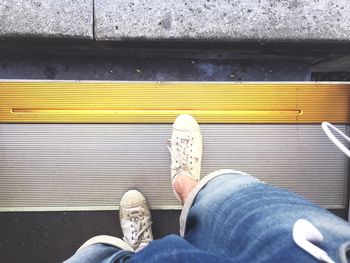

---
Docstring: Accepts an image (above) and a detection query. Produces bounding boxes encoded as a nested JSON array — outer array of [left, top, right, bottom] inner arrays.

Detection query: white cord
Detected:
[[293, 219, 336, 263], [321, 122, 350, 158], [293, 123, 349, 262]]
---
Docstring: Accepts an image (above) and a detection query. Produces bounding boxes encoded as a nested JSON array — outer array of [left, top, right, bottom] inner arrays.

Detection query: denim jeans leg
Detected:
[[64, 244, 134, 263], [183, 172, 350, 262]]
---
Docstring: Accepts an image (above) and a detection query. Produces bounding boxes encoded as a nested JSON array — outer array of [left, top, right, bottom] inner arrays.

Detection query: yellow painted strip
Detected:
[[11, 109, 302, 117], [0, 82, 349, 123]]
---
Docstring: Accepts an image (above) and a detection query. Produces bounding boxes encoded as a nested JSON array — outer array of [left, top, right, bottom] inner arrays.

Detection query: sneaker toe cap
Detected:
[[173, 114, 199, 131], [120, 190, 146, 207]]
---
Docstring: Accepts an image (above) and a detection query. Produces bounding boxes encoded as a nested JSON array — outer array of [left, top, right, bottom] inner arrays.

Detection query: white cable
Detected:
[[292, 123, 349, 262], [293, 219, 336, 263], [321, 122, 350, 158]]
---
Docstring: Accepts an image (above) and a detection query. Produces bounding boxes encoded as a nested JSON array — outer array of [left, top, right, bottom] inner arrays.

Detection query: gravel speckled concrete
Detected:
[[0, 56, 311, 81], [1, 0, 350, 43], [0, 0, 93, 39], [95, 0, 350, 42]]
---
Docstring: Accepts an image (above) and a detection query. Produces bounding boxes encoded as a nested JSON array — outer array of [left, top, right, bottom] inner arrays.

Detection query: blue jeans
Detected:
[[65, 172, 350, 262]]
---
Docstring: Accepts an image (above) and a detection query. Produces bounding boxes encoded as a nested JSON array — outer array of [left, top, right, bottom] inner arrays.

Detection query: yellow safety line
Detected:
[[0, 82, 349, 123]]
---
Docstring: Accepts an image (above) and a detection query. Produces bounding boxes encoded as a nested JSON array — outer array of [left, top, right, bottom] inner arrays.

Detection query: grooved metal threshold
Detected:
[[0, 81, 349, 211], [1, 81, 349, 124], [0, 124, 348, 211]]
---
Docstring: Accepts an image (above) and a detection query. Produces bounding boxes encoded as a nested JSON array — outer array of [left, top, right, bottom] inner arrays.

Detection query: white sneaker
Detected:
[[119, 190, 153, 252], [167, 114, 203, 203]]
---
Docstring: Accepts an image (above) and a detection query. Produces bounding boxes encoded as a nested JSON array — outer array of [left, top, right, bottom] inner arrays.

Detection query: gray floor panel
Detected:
[[0, 124, 348, 210]]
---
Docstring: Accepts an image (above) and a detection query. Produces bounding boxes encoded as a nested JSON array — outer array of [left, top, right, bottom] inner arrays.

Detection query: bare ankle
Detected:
[[173, 173, 198, 203]]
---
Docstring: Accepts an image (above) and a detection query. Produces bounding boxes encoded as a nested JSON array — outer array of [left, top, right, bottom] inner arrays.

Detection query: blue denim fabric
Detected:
[[65, 172, 350, 263], [184, 173, 350, 262], [64, 243, 133, 263]]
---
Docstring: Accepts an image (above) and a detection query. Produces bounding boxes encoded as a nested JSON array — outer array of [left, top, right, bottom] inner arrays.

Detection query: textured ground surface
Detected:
[[1, 0, 350, 43], [95, 0, 350, 41], [0, 0, 93, 39], [0, 55, 347, 263]]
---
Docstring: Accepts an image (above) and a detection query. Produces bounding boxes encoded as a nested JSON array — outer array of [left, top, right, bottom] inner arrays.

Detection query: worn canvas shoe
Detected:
[[119, 190, 153, 252], [166, 114, 203, 203]]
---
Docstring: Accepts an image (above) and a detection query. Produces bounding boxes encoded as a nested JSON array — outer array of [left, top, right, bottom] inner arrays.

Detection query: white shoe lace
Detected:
[[123, 209, 153, 250], [167, 135, 195, 177]]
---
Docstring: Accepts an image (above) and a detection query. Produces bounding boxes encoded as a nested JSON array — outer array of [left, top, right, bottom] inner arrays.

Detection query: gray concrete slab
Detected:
[[0, 0, 93, 39], [95, 0, 350, 42]]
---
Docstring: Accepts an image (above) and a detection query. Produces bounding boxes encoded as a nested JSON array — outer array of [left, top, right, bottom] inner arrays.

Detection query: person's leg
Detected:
[[64, 190, 153, 262], [128, 234, 236, 263], [180, 170, 350, 262], [168, 115, 350, 262], [125, 171, 349, 263], [64, 242, 133, 263]]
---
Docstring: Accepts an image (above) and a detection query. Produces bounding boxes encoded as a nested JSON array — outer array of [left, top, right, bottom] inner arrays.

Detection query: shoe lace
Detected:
[[167, 135, 194, 175], [123, 209, 153, 248]]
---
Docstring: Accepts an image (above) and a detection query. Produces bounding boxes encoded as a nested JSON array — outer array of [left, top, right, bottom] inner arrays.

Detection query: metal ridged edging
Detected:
[[0, 124, 348, 211], [0, 81, 349, 124], [0, 81, 349, 211]]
